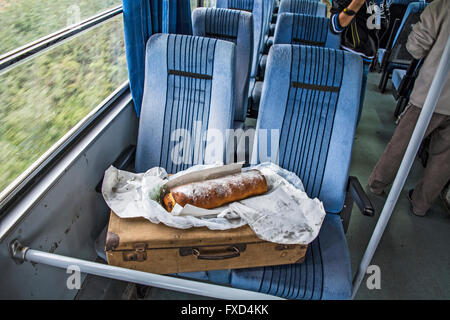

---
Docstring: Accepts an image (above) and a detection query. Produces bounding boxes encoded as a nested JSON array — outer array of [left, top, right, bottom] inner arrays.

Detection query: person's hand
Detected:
[[353, 0, 366, 5]]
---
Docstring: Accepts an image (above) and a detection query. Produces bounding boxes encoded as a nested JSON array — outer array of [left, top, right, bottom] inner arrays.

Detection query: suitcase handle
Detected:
[[179, 244, 246, 260]]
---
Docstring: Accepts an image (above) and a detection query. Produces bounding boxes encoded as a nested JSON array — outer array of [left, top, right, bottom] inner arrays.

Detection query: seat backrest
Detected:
[[262, 0, 274, 38], [136, 34, 236, 173], [192, 8, 253, 122], [216, 0, 264, 77], [274, 13, 340, 49], [279, 0, 326, 17], [252, 45, 362, 213], [389, 2, 428, 65]]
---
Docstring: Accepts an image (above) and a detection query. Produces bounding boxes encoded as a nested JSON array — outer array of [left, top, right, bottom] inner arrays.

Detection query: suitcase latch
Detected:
[[123, 243, 147, 262]]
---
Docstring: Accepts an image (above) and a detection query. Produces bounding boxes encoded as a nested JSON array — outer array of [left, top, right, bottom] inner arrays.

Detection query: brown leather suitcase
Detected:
[[106, 211, 307, 274]]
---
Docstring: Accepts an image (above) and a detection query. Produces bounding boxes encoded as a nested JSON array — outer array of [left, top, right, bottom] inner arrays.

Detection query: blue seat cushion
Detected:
[[392, 69, 406, 90], [178, 214, 352, 299]]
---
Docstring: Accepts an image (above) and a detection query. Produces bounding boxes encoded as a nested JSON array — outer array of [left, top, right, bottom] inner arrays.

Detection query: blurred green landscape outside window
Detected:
[[0, 2, 127, 193], [0, 0, 122, 55]]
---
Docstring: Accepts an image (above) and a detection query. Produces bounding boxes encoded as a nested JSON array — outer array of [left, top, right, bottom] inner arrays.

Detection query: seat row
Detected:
[[192, 0, 338, 125], [133, 28, 371, 298], [130, 0, 375, 300]]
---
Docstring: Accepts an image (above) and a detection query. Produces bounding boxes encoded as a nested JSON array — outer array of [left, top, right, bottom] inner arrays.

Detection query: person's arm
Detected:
[[406, 3, 438, 59], [338, 0, 367, 27], [330, 0, 366, 34]]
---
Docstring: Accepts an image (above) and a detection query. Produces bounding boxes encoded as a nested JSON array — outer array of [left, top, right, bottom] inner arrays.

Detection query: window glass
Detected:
[[0, 15, 127, 193], [203, 0, 216, 7], [191, 0, 199, 11], [0, 0, 122, 56]]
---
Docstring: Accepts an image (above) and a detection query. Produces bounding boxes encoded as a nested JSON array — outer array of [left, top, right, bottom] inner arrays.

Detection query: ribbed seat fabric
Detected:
[[274, 13, 340, 49], [259, 13, 340, 80], [279, 0, 327, 17], [262, 0, 275, 53], [192, 8, 253, 122], [256, 46, 360, 211], [377, 48, 385, 65], [217, 0, 264, 78], [135, 34, 236, 173]]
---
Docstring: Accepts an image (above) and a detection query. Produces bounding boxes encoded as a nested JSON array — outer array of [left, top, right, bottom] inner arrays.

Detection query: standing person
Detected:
[[329, 0, 390, 122], [368, 0, 450, 216]]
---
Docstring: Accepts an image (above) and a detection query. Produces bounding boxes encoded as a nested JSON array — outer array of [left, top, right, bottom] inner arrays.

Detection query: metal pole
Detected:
[[12, 242, 283, 300], [351, 36, 450, 299]]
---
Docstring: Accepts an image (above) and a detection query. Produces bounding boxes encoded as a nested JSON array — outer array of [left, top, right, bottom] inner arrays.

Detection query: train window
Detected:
[[0, 0, 122, 56], [0, 14, 127, 194], [191, 0, 199, 11], [203, 0, 216, 7], [191, 0, 216, 9]]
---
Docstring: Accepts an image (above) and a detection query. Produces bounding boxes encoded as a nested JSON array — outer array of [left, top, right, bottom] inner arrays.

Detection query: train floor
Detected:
[[76, 71, 450, 300], [347, 72, 450, 300]]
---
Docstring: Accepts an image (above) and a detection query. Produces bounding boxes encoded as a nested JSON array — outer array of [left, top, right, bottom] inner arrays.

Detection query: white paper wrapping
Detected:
[[101, 162, 326, 245]]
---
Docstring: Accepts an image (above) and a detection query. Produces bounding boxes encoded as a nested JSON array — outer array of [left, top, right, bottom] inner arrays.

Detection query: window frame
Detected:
[[0, 5, 123, 73], [0, 5, 128, 217]]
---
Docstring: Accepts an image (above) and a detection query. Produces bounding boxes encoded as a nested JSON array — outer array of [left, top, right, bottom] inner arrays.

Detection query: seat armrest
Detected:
[[348, 176, 375, 217], [95, 145, 136, 193]]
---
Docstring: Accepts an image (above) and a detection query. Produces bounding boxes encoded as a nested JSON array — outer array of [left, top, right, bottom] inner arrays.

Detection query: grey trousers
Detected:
[[368, 104, 450, 213]]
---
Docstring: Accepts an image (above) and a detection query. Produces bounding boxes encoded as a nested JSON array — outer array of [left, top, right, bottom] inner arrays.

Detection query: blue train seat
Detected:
[[378, 1, 428, 92], [180, 45, 370, 299], [135, 34, 236, 173], [192, 8, 253, 124], [236, 44, 363, 299], [216, 0, 264, 79], [257, 13, 340, 109], [279, 0, 327, 17], [274, 13, 340, 48]]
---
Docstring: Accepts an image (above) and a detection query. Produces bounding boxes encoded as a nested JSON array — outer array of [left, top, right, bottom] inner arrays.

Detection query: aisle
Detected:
[[348, 72, 450, 300]]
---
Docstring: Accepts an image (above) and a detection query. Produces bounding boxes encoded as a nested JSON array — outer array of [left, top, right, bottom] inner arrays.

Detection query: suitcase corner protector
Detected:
[[105, 231, 120, 251]]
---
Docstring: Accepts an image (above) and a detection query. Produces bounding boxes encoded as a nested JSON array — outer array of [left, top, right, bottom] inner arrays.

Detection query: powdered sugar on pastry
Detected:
[[170, 170, 267, 209]]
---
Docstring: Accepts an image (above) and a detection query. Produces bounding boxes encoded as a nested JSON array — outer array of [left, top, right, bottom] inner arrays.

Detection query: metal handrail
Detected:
[[10, 240, 284, 300]]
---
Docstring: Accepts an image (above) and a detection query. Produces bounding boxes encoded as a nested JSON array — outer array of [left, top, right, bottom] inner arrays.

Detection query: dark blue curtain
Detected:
[[175, 0, 193, 35], [123, 0, 193, 116]]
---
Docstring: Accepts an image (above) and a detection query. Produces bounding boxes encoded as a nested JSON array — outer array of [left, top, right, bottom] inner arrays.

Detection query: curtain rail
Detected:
[[0, 5, 123, 72]]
